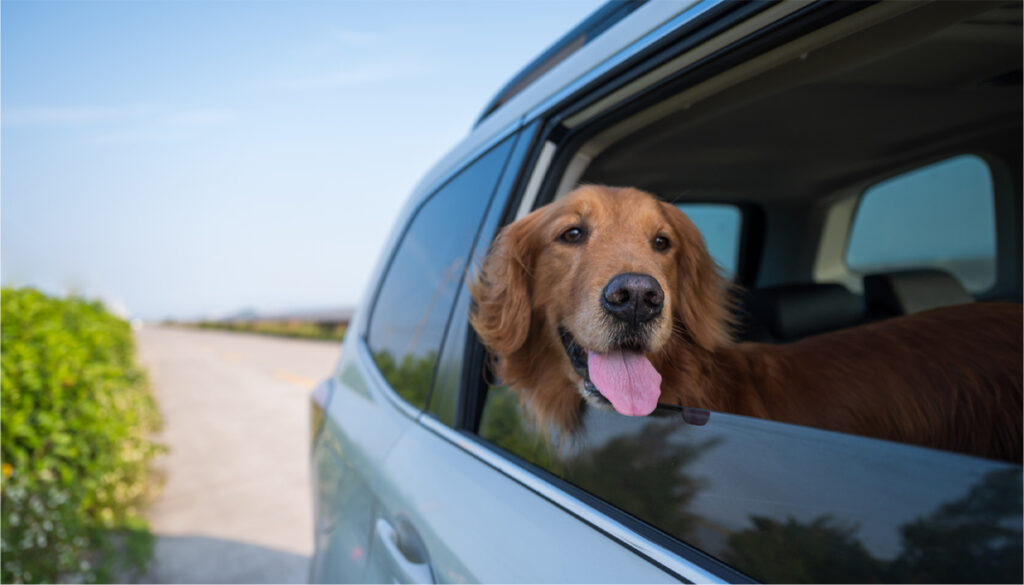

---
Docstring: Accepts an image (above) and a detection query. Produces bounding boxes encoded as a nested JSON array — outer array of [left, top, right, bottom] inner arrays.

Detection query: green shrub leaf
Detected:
[[2, 287, 163, 584]]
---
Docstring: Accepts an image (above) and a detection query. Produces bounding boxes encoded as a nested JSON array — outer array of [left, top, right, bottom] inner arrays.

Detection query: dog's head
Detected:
[[470, 185, 732, 431]]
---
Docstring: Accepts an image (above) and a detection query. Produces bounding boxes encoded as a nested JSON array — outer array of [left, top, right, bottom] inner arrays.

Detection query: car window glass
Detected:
[[428, 125, 538, 426], [846, 154, 996, 292], [675, 204, 741, 280], [479, 389, 1022, 583], [367, 138, 515, 410]]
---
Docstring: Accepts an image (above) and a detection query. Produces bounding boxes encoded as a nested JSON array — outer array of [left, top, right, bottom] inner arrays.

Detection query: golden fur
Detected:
[[470, 185, 1023, 462]]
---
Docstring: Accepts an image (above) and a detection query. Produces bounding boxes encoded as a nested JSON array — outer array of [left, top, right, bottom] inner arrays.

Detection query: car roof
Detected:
[[473, 0, 649, 128], [407, 0, 719, 202]]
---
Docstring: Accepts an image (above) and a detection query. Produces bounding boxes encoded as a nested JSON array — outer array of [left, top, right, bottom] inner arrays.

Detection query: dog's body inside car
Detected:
[[471, 185, 1023, 462], [311, 2, 1023, 583]]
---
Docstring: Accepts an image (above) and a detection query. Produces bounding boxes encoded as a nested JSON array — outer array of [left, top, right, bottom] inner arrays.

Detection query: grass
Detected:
[[189, 320, 346, 342]]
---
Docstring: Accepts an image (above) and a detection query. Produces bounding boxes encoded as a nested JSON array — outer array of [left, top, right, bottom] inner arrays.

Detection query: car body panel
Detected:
[[368, 416, 682, 584], [310, 337, 418, 582]]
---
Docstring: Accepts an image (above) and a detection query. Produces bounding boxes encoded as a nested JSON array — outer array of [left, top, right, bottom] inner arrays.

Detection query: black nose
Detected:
[[601, 273, 664, 325]]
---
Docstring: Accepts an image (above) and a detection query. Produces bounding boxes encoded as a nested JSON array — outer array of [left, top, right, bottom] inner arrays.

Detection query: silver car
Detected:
[[310, 1, 1023, 582]]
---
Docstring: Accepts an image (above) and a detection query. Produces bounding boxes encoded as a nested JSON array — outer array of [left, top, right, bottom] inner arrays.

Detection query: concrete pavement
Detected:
[[133, 326, 342, 583]]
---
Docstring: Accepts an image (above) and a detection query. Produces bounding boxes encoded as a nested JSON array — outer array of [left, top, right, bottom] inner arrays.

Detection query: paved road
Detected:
[[133, 326, 342, 583]]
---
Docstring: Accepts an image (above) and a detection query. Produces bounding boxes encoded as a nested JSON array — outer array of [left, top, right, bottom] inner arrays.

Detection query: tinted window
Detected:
[[427, 124, 537, 426], [846, 155, 996, 292], [368, 138, 514, 409], [676, 204, 741, 279], [479, 391, 1022, 583]]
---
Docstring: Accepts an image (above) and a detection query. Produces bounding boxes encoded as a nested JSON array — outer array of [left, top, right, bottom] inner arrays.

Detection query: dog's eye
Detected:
[[559, 227, 587, 244], [653, 235, 671, 251]]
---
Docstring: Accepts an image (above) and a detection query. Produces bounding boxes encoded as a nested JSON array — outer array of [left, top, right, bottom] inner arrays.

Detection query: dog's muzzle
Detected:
[[601, 273, 664, 326]]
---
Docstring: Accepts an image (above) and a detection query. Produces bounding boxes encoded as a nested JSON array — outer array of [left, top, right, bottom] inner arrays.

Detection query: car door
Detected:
[[309, 126, 525, 583]]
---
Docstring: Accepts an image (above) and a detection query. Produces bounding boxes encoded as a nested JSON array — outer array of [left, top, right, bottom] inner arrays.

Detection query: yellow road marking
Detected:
[[274, 369, 317, 389], [222, 351, 243, 363]]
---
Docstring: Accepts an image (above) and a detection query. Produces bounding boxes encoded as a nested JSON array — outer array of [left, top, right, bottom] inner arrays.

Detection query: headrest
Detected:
[[743, 283, 865, 342], [863, 269, 972, 316]]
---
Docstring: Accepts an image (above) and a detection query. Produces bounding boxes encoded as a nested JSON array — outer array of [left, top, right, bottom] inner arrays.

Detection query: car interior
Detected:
[[543, 0, 1022, 344]]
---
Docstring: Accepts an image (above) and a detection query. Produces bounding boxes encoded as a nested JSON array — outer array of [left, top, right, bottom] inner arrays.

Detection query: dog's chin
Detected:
[[558, 325, 660, 409]]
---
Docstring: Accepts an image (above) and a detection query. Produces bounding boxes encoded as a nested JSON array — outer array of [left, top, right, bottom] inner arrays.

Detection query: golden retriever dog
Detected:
[[470, 185, 1023, 462]]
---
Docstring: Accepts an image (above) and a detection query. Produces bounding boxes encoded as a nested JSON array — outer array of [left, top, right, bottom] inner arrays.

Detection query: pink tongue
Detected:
[[588, 350, 662, 416]]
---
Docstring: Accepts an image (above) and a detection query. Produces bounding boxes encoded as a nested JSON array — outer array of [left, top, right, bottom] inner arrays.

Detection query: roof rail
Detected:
[[474, 0, 648, 127]]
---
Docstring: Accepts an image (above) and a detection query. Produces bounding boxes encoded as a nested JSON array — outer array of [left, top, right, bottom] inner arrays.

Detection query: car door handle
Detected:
[[374, 516, 435, 584]]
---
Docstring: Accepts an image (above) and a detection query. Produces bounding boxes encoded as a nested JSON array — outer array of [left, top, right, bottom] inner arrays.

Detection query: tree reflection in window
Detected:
[[890, 468, 1022, 583], [481, 389, 720, 541], [561, 422, 721, 540], [726, 468, 1022, 583], [372, 350, 437, 410], [478, 392, 1023, 583], [725, 516, 885, 582], [479, 386, 564, 473]]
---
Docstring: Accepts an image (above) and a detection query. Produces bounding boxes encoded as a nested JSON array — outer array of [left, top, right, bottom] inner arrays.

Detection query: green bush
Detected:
[[1, 287, 163, 583]]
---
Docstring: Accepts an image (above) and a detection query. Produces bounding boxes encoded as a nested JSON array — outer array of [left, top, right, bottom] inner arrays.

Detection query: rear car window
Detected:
[[675, 203, 741, 280], [367, 137, 514, 409], [846, 154, 997, 293]]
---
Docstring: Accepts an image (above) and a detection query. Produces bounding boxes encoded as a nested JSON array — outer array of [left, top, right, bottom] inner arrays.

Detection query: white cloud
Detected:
[[3, 104, 238, 131], [91, 127, 177, 145], [90, 107, 241, 144], [2, 105, 152, 126]]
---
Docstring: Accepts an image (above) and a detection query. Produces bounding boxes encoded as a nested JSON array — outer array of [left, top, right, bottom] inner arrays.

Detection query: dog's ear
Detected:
[[661, 202, 734, 350], [469, 213, 540, 357]]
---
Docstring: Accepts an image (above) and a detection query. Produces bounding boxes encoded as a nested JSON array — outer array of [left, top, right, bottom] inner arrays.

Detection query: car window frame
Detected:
[[425, 122, 542, 426]]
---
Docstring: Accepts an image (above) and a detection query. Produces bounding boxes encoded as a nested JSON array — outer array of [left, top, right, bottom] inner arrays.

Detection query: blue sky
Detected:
[[2, 0, 605, 320]]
